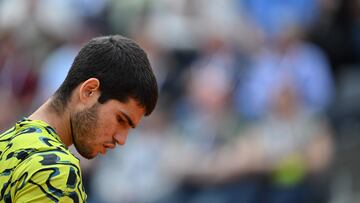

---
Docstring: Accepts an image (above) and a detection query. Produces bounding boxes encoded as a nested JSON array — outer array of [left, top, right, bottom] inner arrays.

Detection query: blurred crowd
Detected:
[[1, 0, 360, 203]]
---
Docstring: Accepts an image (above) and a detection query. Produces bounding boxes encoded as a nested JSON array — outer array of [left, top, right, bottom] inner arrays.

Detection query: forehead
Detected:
[[102, 98, 145, 124]]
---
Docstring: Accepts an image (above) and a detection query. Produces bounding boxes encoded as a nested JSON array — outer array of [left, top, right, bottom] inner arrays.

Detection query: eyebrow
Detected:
[[120, 112, 135, 128]]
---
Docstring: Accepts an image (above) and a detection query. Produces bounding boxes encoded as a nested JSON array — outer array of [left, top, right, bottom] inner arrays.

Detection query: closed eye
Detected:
[[117, 112, 135, 128], [116, 115, 126, 125]]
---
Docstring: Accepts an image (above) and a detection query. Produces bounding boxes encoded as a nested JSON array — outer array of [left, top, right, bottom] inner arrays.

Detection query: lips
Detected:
[[103, 143, 116, 149], [101, 143, 116, 155]]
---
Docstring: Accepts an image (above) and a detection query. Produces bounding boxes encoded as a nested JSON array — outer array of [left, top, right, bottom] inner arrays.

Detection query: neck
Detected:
[[29, 98, 73, 147]]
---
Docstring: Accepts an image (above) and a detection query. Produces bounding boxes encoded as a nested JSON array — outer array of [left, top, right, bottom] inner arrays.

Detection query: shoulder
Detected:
[[13, 151, 86, 202], [4, 120, 70, 160], [15, 148, 82, 180], [12, 121, 63, 146]]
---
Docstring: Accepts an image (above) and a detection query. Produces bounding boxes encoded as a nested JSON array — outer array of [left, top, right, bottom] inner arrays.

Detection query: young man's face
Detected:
[[70, 98, 145, 159]]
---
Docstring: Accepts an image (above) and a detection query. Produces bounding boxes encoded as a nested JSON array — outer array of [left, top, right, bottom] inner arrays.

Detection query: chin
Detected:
[[73, 141, 96, 159], [77, 149, 97, 160], [82, 153, 97, 160]]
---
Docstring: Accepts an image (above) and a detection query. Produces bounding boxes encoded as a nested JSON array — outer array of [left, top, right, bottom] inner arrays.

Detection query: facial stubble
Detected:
[[70, 103, 100, 159]]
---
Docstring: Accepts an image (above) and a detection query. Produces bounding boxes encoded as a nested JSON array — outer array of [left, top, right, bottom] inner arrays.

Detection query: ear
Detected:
[[78, 78, 100, 104]]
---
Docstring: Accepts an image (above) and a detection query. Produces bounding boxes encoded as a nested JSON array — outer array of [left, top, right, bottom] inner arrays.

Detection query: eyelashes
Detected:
[[116, 115, 126, 125], [116, 116, 123, 123]]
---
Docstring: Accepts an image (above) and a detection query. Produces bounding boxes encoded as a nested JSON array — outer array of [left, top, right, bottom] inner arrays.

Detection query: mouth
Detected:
[[101, 143, 116, 155], [103, 143, 116, 149]]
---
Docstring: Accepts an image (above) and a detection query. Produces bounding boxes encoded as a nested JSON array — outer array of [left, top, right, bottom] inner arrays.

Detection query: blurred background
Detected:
[[1, 0, 360, 202]]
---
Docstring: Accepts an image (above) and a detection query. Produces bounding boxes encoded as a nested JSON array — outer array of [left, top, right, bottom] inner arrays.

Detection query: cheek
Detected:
[[96, 118, 118, 139]]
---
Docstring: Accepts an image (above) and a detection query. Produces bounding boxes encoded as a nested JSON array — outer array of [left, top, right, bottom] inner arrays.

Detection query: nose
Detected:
[[114, 130, 129, 146]]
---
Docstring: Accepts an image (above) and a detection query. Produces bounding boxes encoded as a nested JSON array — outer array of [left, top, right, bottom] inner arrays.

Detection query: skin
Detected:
[[29, 78, 145, 159]]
